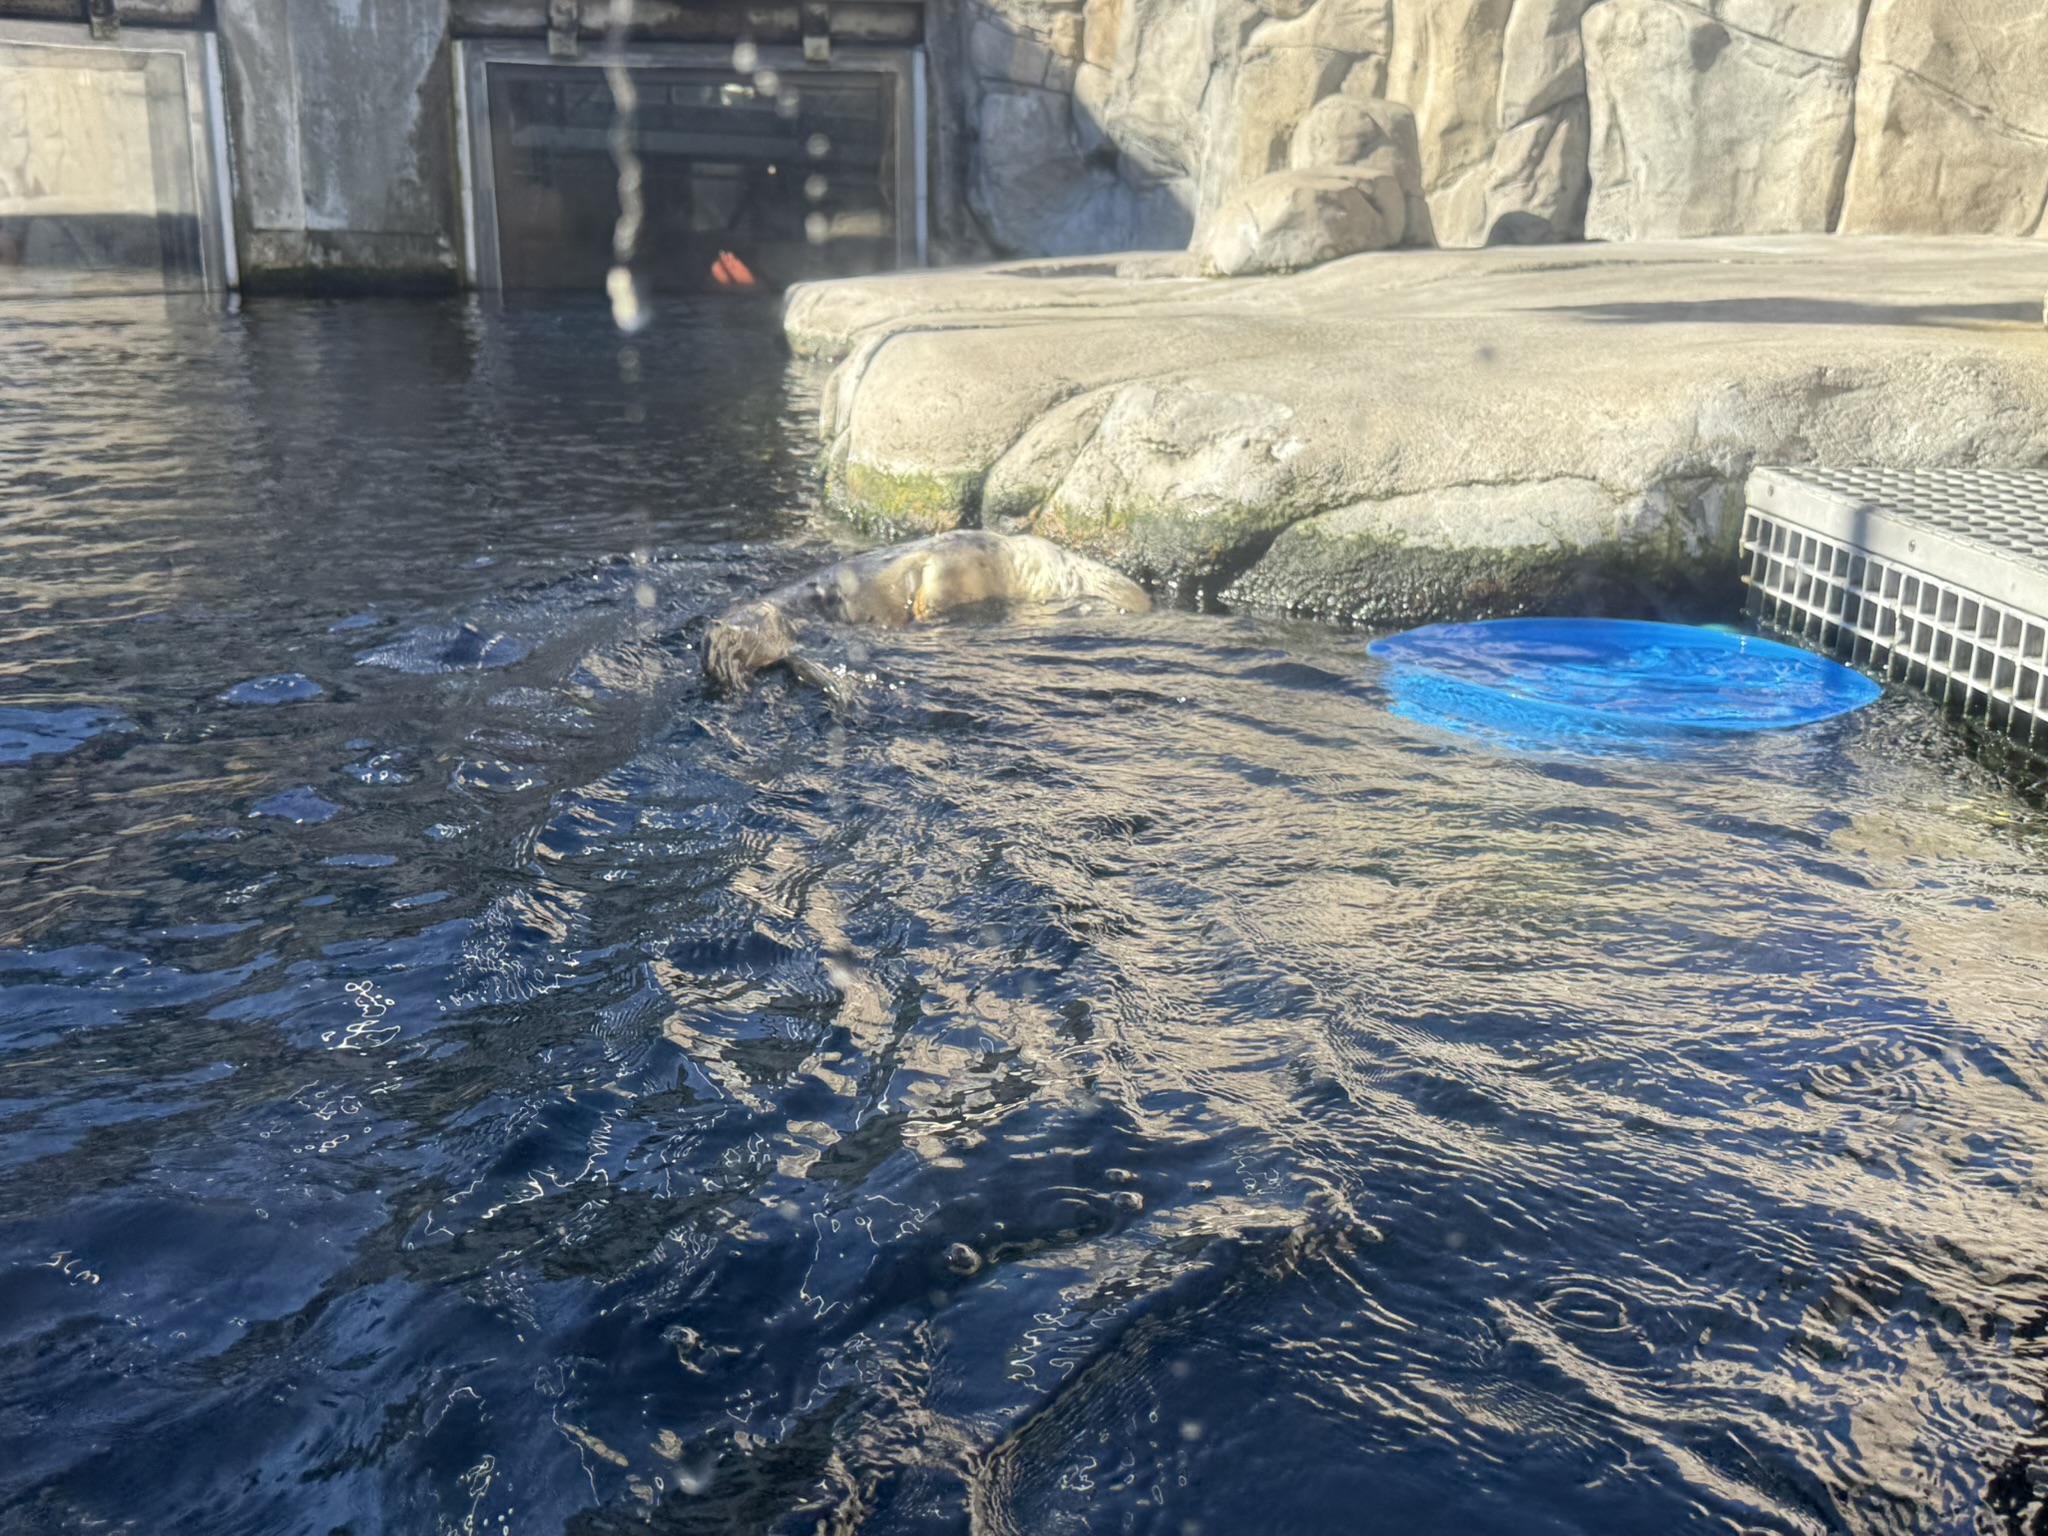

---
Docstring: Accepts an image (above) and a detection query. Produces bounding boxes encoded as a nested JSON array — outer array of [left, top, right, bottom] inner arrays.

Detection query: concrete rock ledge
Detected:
[[785, 237, 2048, 624]]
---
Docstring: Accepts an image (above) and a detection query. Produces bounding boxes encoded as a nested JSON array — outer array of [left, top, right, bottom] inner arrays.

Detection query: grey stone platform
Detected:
[[786, 236, 2048, 623]]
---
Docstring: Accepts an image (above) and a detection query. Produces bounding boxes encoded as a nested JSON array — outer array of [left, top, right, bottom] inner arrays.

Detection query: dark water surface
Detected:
[[3, 296, 2048, 1536]]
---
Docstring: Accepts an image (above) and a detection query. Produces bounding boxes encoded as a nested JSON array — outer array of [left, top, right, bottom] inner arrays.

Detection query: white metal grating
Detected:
[[1741, 466, 2048, 756]]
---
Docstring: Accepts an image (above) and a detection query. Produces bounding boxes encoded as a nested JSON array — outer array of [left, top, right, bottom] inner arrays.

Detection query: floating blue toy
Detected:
[[1368, 619, 1880, 748]]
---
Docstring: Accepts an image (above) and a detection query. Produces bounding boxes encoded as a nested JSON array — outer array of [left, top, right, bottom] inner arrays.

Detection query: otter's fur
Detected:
[[704, 530, 1150, 691]]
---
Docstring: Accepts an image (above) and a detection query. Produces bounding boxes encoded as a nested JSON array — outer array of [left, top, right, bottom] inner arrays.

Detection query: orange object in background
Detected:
[[710, 250, 759, 290]]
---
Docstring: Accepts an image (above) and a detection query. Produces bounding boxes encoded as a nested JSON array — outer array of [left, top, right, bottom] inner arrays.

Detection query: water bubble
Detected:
[[607, 265, 649, 335], [775, 88, 800, 119], [752, 69, 780, 96], [1179, 1419, 1204, 1442], [674, 1457, 715, 1496], [805, 133, 830, 158], [804, 174, 828, 203], [805, 212, 830, 245], [248, 786, 341, 824], [220, 672, 322, 705], [344, 750, 415, 785], [355, 622, 529, 675], [451, 759, 545, 795], [635, 582, 658, 609], [618, 346, 641, 382], [731, 39, 758, 73]]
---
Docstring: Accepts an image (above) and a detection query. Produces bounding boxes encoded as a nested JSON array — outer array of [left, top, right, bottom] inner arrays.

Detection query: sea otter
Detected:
[[703, 530, 1151, 692]]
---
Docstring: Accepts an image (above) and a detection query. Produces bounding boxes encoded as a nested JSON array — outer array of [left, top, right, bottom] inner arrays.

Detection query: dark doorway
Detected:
[[486, 63, 899, 293]]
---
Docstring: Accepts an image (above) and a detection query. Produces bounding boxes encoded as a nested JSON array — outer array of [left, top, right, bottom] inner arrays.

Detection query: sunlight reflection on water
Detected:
[[0, 296, 2046, 1536]]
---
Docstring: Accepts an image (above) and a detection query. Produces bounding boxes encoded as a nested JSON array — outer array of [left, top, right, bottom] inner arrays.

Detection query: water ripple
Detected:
[[1, 297, 2044, 1535]]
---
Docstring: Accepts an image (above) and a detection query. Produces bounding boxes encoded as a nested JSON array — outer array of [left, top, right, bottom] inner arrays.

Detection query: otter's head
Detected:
[[703, 599, 798, 692]]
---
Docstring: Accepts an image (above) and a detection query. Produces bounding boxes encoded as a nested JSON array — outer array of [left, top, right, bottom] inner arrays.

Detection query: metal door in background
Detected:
[[458, 41, 924, 294]]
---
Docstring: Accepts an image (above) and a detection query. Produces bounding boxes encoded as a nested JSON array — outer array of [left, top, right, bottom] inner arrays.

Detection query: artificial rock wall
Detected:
[[939, 0, 2048, 259]]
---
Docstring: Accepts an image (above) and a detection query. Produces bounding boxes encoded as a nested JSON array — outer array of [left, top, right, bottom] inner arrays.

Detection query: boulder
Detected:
[[1289, 91, 1410, 169], [1292, 93, 1437, 244], [1582, 0, 1859, 240], [1836, 0, 2048, 237], [1026, 380, 1316, 579], [1196, 94, 1429, 275], [1195, 166, 1406, 275], [1220, 478, 1738, 626], [1210, 43, 1358, 210]]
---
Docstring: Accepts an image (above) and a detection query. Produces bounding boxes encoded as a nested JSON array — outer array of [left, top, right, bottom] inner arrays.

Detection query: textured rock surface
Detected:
[[1195, 96, 1430, 274], [1581, 0, 1860, 241], [944, 0, 2047, 261], [1196, 170, 1403, 276], [1836, 0, 2048, 237], [1222, 477, 1732, 623], [787, 237, 2048, 620]]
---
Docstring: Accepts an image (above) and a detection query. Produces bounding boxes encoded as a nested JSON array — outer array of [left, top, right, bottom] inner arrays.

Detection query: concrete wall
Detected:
[[209, 1, 933, 289], [0, 27, 215, 292], [216, 0, 462, 289], [13, 0, 2037, 290]]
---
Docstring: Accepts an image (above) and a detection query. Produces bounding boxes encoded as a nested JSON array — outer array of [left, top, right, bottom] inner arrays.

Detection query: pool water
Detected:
[[3, 296, 2047, 1536]]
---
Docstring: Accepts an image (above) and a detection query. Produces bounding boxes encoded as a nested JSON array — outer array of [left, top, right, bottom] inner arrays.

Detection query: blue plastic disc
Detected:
[[1368, 619, 1880, 742]]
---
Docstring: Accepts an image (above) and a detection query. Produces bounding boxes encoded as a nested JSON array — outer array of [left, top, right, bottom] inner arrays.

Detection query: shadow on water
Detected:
[[2, 295, 2048, 1536]]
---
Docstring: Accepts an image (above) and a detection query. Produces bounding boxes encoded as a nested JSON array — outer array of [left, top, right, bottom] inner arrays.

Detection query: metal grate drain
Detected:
[[1741, 466, 2048, 756]]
